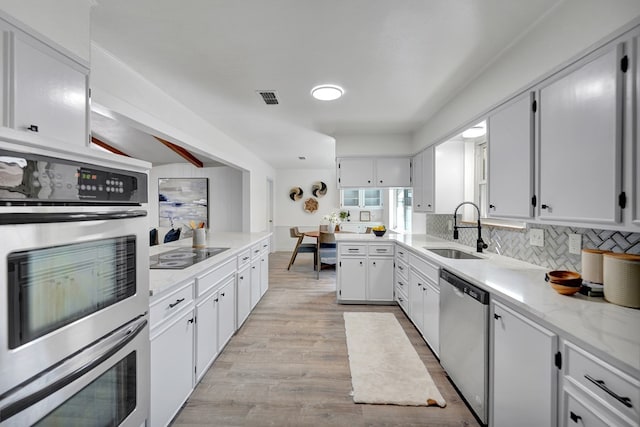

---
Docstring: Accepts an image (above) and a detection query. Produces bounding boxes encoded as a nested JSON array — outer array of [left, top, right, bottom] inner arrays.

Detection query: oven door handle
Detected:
[[0, 315, 147, 422], [0, 210, 147, 225]]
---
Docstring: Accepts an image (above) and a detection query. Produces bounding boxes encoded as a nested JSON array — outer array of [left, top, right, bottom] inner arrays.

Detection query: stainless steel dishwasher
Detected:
[[439, 269, 489, 425]]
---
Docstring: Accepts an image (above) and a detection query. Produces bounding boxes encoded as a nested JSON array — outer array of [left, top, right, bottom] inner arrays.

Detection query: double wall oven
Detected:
[[0, 140, 150, 426]]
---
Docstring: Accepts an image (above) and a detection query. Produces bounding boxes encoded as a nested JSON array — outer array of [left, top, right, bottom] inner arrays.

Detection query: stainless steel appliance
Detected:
[[0, 141, 150, 426], [149, 246, 229, 269], [439, 269, 489, 425]]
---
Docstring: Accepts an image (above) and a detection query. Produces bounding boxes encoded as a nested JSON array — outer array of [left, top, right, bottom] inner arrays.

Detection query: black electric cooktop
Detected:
[[149, 247, 230, 269]]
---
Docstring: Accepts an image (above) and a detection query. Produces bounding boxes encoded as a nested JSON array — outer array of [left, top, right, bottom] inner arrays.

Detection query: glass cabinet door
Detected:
[[363, 189, 382, 208], [341, 189, 360, 207]]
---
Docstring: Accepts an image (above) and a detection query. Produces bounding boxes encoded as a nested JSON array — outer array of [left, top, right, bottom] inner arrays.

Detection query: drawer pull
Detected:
[[398, 281, 404, 286], [584, 374, 633, 408], [188, 318, 195, 324], [239, 276, 244, 280], [569, 412, 581, 423], [348, 248, 359, 252], [398, 296, 404, 302], [494, 314, 502, 320], [398, 251, 404, 255], [169, 298, 185, 308], [242, 256, 249, 261], [398, 265, 404, 271], [375, 248, 387, 252]]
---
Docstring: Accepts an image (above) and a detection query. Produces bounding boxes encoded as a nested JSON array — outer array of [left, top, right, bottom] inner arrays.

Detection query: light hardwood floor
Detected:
[[171, 252, 480, 427]]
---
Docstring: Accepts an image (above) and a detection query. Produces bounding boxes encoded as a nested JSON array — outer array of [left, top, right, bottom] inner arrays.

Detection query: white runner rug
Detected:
[[343, 312, 446, 407]]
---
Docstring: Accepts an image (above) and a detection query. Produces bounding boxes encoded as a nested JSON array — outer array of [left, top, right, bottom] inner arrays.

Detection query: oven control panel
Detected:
[[0, 150, 148, 205]]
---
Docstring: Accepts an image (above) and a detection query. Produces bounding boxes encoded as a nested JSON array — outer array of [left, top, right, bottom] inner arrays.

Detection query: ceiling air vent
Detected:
[[257, 90, 279, 105]]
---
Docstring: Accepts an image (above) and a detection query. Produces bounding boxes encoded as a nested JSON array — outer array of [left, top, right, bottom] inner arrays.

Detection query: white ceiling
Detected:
[[90, 0, 561, 169]]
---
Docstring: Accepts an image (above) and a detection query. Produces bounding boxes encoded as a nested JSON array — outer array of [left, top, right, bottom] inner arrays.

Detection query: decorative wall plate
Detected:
[[312, 181, 327, 197], [289, 187, 303, 201], [303, 197, 318, 213]]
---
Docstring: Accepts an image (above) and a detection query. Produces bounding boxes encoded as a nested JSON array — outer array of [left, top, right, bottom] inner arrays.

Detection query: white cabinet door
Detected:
[[218, 276, 236, 351], [195, 291, 218, 383], [635, 37, 640, 226], [260, 252, 269, 297], [236, 266, 251, 327], [338, 158, 374, 187], [9, 28, 88, 146], [492, 301, 557, 427], [250, 259, 260, 310], [150, 309, 195, 427], [423, 146, 435, 212], [338, 257, 366, 301], [408, 270, 425, 333], [422, 280, 439, 356], [375, 157, 411, 187], [538, 44, 623, 225], [412, 151, 425, 212], [434, 140, 464, 214], [488, 92, 535, 219], [367, 257, 394, 301]]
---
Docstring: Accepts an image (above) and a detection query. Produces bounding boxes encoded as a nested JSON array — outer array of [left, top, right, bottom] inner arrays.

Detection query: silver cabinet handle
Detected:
[[584, 375, 633, 408]]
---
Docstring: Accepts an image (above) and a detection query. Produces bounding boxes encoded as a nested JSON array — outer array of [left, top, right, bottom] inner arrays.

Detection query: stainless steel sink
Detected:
[[424, 248, 483, 260]]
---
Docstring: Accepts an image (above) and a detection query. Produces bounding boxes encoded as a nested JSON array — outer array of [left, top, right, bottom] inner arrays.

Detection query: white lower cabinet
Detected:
[[338, 257, 366, 301], [421, 279, 439, 357], [491, 300, 557, 427], [194, 289, 218, 384], [368, 257, 394, 301], [260, 252, 269, 297], [150, 281, 195, 427], [237, 264, 251, 327], [337, 242, 394, 303], [250, 258, 261, 309], [218, 275, 236, 351], [560, 340, 639, 427], [408, 270, 425, 334]]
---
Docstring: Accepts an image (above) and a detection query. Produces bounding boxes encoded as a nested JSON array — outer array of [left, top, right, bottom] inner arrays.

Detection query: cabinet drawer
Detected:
[[340, 244, 367, 255], [237, 249, 251, 269], [150, 281, 194, 328], [368, 244, 394, 256], [564, 341, 639, 422], [396, 289, 409, 313], [250, 243, 261, 259], [395, 275, 409, 298], [396, 246, 409, 262], [260, 238, 270, 253], [410, 253, 440, 284], [196, 257, 236, 297], [395, 258, 408, 281], [562, 388, 632, 427]]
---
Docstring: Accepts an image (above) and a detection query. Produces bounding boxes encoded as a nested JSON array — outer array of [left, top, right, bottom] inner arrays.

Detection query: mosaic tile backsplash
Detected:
[[426, 214, 640, 271]]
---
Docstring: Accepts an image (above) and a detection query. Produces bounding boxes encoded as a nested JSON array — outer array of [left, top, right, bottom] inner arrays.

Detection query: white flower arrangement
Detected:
[[322, 211, 341, 226]]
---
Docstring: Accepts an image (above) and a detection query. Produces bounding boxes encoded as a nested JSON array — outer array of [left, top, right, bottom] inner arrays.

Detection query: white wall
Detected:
[[91, 44, 276, 232], [413, 0, 640, 151], [335, 133, 413, 157], [149, 163, 243, 244], [274, 168, 338, 251], [0, 0, 90, 63]]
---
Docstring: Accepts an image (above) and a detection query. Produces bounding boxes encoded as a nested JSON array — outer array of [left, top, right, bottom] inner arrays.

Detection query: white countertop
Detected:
[[148, 232, 271, 298], [335, 232, 640, 376]]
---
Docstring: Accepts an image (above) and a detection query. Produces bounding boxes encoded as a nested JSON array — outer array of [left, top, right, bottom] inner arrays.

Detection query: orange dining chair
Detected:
[[287, 227, 317, 270], [316, 231, 337, 279]]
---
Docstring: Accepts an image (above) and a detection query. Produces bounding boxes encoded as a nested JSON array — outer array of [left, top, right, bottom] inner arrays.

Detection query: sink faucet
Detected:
[[453, 201, 488, 253]]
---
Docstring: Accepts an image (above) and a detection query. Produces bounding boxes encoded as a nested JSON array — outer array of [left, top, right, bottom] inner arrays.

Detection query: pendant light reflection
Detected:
[[311, 84, 344, 101]]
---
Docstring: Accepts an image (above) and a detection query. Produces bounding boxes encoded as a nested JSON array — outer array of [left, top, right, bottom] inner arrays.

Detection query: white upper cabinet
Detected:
[[412, 146, 435, 212], [434, 139, 464, 214], [538, 43, 624, 225], [1, 18, 89, 146], [487, 92, 535, 219], [337, 157, 411, 188], [375, 157, 411, 187]]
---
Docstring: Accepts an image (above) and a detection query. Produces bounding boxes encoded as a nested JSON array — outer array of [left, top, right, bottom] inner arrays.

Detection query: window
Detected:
[[391, 188, 412, 232]]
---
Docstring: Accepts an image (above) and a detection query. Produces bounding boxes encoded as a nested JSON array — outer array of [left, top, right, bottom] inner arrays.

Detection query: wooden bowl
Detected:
[[545, 270, 582, 287], [550, 282, 581, 296]]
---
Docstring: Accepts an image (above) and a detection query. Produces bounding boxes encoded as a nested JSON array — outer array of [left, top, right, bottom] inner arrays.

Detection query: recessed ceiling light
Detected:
[[311, 84, 344, 101]]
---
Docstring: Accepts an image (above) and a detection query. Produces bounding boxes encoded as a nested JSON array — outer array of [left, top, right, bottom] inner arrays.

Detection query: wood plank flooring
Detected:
[[171, 252, 480, 427]]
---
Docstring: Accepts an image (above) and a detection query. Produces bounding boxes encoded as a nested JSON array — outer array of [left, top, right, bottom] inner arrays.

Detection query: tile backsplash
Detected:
[[426, 214, 640, 271]]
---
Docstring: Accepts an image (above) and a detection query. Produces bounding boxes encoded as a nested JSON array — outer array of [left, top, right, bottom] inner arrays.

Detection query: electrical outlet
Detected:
[[530, 228, 544, 247], [568, 233, 582, 255], [447, 220, 453, 231]]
